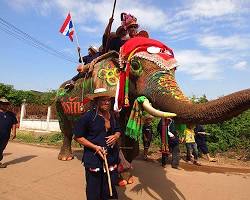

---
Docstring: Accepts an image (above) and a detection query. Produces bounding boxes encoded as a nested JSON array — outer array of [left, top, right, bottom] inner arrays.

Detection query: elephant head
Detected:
[[119, 37, 250, 124]]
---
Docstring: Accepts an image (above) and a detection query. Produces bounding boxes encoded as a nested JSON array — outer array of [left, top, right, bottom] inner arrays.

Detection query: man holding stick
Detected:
[[73, 88, 121, 200]]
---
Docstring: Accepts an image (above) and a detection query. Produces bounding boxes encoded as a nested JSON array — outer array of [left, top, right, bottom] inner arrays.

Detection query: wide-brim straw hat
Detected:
[[86, 88, 115, 100], [88, 45, 98, 53], [0, 97, 10, 104]]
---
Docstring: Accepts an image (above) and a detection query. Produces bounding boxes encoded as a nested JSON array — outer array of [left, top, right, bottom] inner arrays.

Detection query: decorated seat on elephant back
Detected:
[[57, 51, 120, 117]]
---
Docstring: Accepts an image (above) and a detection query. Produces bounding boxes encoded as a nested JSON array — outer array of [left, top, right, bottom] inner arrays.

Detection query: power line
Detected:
[[0, 17, 78, 64]]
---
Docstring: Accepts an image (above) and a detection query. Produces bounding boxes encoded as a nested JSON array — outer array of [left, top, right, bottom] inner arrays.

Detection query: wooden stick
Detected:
[[103, 153, 113, 196], [104, 0, 117, 53]]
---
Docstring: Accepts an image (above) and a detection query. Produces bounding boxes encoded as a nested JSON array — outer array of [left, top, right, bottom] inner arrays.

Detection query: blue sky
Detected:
[[0, 0, 249, 99]]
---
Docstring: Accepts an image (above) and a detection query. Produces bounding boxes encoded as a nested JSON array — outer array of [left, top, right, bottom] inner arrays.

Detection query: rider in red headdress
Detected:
[[121, 12, 149, 39]]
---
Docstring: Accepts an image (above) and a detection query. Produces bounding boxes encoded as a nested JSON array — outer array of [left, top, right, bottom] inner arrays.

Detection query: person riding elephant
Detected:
[[121, 12, 149, 39], [65, 46, 101, 89], [102, 18, 128, 53]]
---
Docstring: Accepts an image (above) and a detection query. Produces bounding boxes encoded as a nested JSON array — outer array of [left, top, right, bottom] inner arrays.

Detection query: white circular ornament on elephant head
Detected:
[[147, 46, 161, 54]]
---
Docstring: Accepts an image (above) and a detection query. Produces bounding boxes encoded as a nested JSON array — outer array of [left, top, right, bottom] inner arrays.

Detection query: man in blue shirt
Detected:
[[73, 88, 121, 200], [0, 97, 18, 168]]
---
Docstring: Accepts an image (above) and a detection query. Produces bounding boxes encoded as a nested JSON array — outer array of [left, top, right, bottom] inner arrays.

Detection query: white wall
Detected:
[[20, 119, 61, 132], [19, 104, 61, 132]]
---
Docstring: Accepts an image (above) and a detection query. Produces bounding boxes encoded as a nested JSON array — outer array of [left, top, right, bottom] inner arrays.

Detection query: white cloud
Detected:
[[6, 0, 249, 42], [6, 0, 169, 32], [233, 61, 248, 70], [175, 50, 222, 80], [165, 0, 249, 40], [80, 26, 99, 33], [5, 0, 54, 16], [188, 0, 237, 18], [198, 35, 250, 50]]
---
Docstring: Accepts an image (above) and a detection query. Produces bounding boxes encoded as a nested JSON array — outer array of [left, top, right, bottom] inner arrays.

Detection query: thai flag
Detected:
[[59, 13, 74, 42]]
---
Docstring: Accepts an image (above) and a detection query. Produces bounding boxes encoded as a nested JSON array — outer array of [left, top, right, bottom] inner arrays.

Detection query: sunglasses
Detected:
[[128, 25, 138, 30]]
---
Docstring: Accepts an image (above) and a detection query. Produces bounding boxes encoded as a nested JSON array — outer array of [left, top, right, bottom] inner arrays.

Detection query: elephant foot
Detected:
[[58, 150, 74, 161]]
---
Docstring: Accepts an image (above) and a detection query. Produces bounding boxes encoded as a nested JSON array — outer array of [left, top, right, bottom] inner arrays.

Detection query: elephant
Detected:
[[56, 36, 250, 161]]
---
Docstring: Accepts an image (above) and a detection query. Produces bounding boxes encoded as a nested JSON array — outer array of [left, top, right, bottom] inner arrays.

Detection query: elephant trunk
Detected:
[[153, 89, 250, 124], [137, 71, 250, 124]]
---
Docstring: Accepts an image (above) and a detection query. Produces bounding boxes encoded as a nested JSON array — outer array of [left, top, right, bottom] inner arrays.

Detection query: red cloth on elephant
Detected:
[[117, 37, 176, 110], [117, 71, 126, 110], [120, 36, 175, 61]]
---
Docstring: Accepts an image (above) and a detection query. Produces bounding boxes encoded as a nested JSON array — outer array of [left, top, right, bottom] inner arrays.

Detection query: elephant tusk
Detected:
[[142, 99, 177, 118]]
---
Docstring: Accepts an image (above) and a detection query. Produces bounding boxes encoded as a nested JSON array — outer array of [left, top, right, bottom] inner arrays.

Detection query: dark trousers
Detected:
[[0, 135, 10, 161], [186, 142, 198, 161], [161, 153, 168, 167], [170, 144, 180, 167], [197, 143, 209, 155], [72, 73, 84, 81], [85, 168, 118, 200]]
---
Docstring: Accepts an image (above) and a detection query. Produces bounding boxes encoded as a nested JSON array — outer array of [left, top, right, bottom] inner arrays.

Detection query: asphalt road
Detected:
[[1, 142, 250, 200]]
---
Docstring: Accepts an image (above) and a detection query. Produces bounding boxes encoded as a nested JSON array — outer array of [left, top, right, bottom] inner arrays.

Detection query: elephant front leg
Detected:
[[58, 131, 74, 161]]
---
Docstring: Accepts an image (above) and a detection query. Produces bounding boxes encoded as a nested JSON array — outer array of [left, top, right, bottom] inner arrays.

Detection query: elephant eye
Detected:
[[130, 59, 143, 76]]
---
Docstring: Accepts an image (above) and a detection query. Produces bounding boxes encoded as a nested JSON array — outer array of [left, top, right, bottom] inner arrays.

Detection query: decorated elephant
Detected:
[[56, 36, 250, 161]]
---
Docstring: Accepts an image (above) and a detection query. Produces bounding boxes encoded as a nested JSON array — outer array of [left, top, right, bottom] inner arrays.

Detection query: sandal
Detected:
[[0, 163, 7, 168], [209, 158, 217, 162], [118, 180, 127, 187], [193, 161, 202, 166]]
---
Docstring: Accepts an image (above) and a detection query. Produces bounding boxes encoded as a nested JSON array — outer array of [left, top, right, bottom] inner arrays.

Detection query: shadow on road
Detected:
[[180, 162, 250, 174], [127, 159, 186, 200], [4, 155, 37, 166]]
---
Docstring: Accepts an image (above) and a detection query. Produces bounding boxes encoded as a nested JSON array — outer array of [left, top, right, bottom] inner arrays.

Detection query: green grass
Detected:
[[15, 130, 81, 147]]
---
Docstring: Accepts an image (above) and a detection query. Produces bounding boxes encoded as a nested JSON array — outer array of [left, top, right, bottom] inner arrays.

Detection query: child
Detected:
[[182, 123, 201, 166], [142, 114, 154, 160], [194, 124, 216, 162]]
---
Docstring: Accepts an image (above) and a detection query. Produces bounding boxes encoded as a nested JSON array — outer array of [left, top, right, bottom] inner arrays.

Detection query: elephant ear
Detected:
[[88, 51, 119, 73]]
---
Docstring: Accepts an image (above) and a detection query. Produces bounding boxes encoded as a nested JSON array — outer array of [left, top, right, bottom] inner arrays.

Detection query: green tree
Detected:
[[189, 94, 208, 104], [0, 83, 13, 97], [0, 83, 56, 106]]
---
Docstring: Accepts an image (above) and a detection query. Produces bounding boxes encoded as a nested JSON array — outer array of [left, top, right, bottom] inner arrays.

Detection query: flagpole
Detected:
[[69, 12, 84, 64], [69, 11, 86, 110]]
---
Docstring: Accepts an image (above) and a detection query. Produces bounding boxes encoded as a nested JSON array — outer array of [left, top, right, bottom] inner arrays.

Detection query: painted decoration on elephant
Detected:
[[60, 97, 90, 115], [97, 60, 119, 86], [156, 70, 189, 101]]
